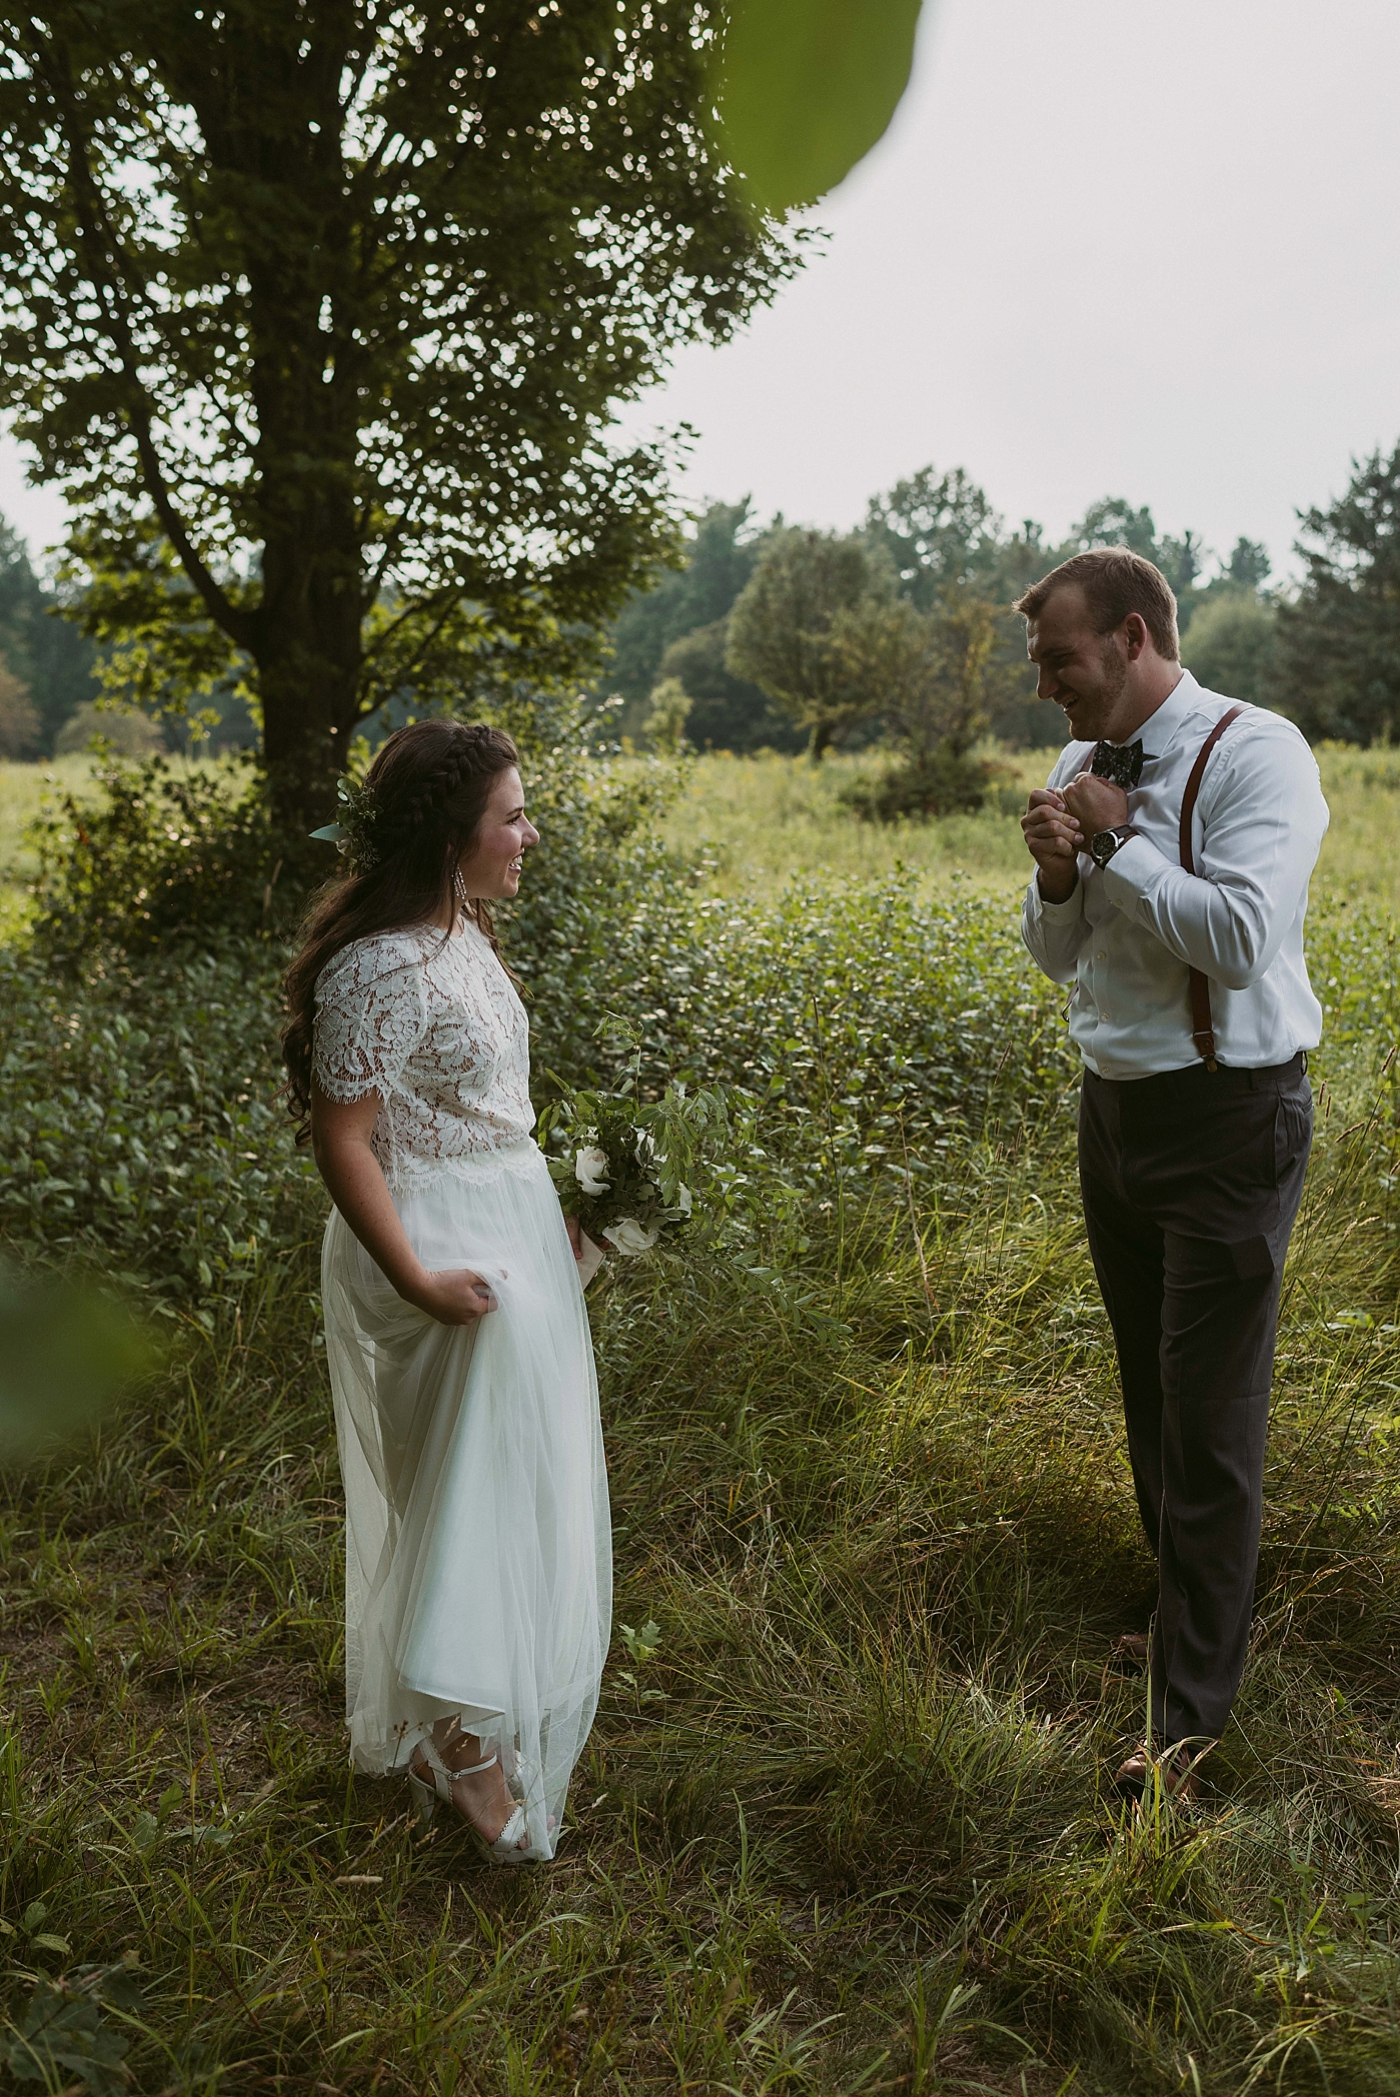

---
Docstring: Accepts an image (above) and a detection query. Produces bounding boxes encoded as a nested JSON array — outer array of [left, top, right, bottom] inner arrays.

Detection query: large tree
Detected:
[[861, 464, 1003, 608], [0, 2, 793, 823], [1278, 444, 1400, 744], [725, 526, 875, 757]]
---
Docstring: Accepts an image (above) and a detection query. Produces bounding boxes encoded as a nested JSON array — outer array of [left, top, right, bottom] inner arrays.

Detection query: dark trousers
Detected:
[[1078, 1052, 1313, 1744]]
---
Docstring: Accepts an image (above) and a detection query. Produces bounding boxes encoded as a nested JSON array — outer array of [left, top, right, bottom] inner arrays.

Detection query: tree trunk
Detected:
[[253, 475, 366, 837], [185, 24, 367, 840]]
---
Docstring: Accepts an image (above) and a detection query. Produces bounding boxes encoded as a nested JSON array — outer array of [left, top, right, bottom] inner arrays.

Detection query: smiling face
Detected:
[[1025, 583, 1142, 744], [454, 766, 539, 900]]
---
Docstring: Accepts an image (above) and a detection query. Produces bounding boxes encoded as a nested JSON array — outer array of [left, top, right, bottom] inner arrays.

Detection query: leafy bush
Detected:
[[28, 753, 281, 962], [616, 872, 1073, 1182], [24, 708, 686, 1068], [492, 723, 689, 1085], [839, 739, 992, 821], [0, 863, 1070, 1310], [0, 941, 314, 1306]]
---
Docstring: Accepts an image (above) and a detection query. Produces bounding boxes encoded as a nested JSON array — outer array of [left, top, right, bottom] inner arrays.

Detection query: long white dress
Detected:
[[312, 916, 611, 1861]]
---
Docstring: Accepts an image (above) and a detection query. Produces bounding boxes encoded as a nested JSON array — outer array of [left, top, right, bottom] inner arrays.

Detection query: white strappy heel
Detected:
[[407, 1737, 532, 1865]]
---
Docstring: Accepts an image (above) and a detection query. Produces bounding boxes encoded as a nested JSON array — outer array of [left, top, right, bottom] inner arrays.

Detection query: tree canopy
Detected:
[[725, 527, 876, 757], [1278, 444, 1400, 745], [0, 1, 795, 820], [1181, 591, 1279, 711], [612, 467, 1292, 762]]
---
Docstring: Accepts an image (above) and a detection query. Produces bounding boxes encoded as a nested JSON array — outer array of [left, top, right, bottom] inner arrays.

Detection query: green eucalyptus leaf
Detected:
[[714, 0, 925, 213]]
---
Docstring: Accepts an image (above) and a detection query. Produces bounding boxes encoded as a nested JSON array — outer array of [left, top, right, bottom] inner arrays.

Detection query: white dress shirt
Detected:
[[1021, 671, 1329, 1080]]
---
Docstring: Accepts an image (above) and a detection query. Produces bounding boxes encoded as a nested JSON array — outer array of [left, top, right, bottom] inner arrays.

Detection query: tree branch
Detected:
[[32, 28, 256, 654]]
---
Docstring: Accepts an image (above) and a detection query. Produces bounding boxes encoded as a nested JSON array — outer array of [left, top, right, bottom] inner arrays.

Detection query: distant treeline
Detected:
[[4, 440, 1399, 765], [0, 522, 257, 761], [601, 443, 1400, 755], [0, 519, 99, 758]]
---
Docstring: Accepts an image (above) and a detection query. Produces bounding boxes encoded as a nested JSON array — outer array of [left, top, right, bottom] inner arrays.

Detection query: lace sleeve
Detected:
[[313, 938, 428, 1103]]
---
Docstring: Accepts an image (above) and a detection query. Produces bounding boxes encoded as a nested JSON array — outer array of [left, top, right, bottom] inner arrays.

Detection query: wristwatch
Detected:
[[1089, 824, 1140, 870]]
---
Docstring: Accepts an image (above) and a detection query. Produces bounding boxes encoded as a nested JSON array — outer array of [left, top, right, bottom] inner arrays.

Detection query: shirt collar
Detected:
[[1136, 668, 1208, 760]]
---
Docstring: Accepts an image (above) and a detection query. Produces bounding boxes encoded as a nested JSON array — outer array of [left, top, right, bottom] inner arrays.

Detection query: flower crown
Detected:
[[308, 776, 384, 875]]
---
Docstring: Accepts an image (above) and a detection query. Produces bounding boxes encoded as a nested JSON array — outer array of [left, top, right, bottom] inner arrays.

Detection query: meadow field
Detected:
[[650, 744, 1400, 911], [0, 742, 1398, 2093]]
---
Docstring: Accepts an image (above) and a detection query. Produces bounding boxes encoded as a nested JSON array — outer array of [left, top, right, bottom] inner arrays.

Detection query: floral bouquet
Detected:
[[536, 1051, 725, 1259]]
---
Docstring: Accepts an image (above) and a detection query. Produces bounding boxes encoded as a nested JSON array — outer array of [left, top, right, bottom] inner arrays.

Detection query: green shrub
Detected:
[[490, 726, 690, 1086], [0, 940, 315, 1305], [24, 712, 688, 1074], [28, 754, 282, 963], [616, 873, 1073, 1179], [839, 740, 992, 821]]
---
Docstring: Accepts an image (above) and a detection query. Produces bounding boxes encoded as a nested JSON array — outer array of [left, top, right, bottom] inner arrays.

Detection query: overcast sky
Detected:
[[2, 0, 1397, 579], [615, 0, 1400, 582]]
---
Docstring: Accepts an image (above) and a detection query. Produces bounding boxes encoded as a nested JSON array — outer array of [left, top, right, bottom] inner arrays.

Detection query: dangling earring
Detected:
[[453, 866, 469, 919]]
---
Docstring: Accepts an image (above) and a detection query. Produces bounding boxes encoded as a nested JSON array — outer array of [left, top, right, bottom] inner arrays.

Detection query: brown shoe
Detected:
[[1106, 1631, 1150, 1675], [1114, 1739, 1213, 1805]]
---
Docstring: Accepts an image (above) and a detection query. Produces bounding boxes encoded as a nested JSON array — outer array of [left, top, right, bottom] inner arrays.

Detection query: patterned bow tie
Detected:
[[1091, 738, 1144, 790]]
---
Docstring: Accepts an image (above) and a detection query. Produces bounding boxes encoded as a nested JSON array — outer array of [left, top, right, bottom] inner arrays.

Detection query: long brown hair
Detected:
[[281, 720, 521, 1142]]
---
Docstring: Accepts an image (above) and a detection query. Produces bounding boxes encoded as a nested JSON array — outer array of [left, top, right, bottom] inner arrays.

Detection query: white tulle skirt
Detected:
[[320, 1142, 611, 1861]]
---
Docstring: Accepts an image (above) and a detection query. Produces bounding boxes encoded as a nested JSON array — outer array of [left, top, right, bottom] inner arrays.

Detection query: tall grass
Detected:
[[654, 744, 1400, 912], [0, 748, 1397, 2092]]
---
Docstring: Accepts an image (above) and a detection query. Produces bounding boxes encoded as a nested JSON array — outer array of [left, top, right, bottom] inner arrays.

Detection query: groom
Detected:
[[1015, 547, 1328, 1802]]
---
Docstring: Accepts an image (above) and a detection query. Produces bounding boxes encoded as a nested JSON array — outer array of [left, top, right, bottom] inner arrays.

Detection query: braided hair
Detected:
[[281, 720, 522, 1142]]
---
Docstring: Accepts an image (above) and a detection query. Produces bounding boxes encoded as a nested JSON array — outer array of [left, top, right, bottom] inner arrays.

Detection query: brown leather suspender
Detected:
[[1177, 704, 1244, 1071]]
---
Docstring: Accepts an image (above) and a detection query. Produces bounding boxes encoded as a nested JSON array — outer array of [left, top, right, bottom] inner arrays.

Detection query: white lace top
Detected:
[[312, 918, 537, 1189]]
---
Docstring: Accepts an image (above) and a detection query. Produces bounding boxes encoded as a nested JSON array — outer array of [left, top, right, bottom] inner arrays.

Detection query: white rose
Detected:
[[575, 1146, 611, 1197], [601, 1216, 660, 1256], [676, 1184, 692, 1216]]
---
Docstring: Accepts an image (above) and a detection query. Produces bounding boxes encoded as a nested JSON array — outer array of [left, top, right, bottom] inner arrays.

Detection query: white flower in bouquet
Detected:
[[601, 1216, 660, 1256], [575, 1146, 611, 1197]]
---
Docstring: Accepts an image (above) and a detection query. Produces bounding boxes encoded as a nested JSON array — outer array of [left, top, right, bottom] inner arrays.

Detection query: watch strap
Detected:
[[1090, 823, 1139, 868]]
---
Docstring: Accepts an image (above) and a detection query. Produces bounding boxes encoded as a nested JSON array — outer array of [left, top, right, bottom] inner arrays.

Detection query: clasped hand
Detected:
[[1021, 772, 1128, 898]]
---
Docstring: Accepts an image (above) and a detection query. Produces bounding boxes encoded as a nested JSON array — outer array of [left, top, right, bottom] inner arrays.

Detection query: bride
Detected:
[[281, 720, 610, 1865]]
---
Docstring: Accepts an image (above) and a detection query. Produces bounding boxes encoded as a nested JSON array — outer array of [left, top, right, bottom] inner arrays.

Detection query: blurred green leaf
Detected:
[[0, 1267, 152, 1464], [714, 0, 925, 213], [0, 1956, 141, 2096]]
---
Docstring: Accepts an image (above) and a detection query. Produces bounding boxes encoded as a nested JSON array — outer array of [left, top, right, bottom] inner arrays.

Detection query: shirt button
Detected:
[[1096, 950, 1107, 960]]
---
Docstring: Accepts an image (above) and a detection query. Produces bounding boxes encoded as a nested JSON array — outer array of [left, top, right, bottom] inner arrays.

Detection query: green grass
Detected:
[[0, 757, 99, 939], [654, 748, 1045, 898], [656, 743, 1400, 912], [0, 742, 1399, 2092]]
